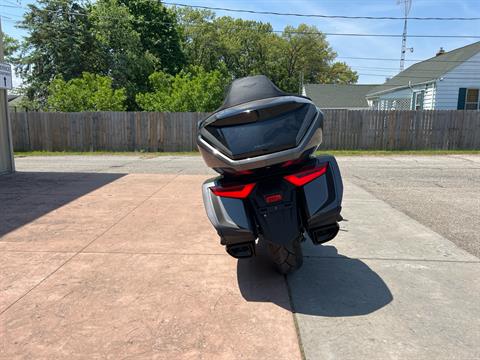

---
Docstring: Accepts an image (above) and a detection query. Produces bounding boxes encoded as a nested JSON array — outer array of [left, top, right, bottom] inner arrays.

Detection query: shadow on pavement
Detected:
[[237, 244, 393, 317], [0, 171, 125, 237]]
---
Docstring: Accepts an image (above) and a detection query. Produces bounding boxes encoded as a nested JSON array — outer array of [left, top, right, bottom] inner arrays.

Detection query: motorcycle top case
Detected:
[[197, 76, 324, 174], [202, 155, 343, 247]]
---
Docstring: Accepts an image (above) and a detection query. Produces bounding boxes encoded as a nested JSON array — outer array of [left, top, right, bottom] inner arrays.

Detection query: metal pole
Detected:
[[398, 0, 412, 72], [400, 17, 408, 71], [0, 16, 15, 173]]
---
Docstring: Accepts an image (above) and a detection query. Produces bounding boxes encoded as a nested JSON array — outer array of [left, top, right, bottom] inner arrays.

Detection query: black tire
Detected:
[[266, 238, 304, 274]]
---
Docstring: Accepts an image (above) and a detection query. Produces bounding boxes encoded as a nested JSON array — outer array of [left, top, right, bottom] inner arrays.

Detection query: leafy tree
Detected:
[[176, 8, 358, 93], [17, 0, 185, 110], [47, 72, 126, 111], [136, 66, 229, 112], [88, 0, 154, 109], [17, 0, 99, 106], [277, 25, 358, 91], [118, 0, 185, 74], [2, 33, 20, 63], [319, 61, 359, 84], [176, 10, 273, 77]]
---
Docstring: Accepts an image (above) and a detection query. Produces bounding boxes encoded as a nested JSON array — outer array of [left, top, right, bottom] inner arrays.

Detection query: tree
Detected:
[[118, 0, 185, 74], [176, 8, 358, 93], [47, 72, 126, 111], [176, 9, 274, 78], [17, 0, 186, 110], [276, 25, 358, 91], [2, 33, 20, 63], [319, 62, 359, 84], [136, 66, 228, 112], [17, 0, 99, 106], [88, 0, 154, 109]]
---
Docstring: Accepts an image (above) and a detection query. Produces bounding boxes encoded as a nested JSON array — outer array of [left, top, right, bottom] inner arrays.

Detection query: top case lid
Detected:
[[217, 75, 300, 111]]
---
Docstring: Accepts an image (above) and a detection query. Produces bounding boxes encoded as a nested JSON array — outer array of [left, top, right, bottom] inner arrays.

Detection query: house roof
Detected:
[[8, 94, 20, 102], [304, 84, 379, 109], [367, 41, 480, 97]]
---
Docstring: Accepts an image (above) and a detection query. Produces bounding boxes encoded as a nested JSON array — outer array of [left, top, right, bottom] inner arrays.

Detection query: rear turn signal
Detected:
[[284, 164, 328, 187], [210, 183, 256, 199]]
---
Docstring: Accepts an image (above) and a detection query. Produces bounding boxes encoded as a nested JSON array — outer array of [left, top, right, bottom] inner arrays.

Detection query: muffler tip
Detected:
[[310, 223, 340, 245], [226, 242, 255, 258]]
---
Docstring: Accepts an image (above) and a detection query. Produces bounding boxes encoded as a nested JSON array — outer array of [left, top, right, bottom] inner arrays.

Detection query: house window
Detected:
[[465, 89, 479, 110], [412, 91, 424, 110]]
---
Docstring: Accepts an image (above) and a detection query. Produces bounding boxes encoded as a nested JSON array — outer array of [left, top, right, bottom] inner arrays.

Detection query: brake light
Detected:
[[236, 169, 254, 175], [210, 183, 256, 199], [284, 164, 328, 187], [265, 194, 283, 203]]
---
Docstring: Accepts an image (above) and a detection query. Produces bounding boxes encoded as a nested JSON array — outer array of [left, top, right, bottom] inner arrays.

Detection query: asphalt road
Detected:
[[338, 154, 480, 258], [15, 154, 480, 257]]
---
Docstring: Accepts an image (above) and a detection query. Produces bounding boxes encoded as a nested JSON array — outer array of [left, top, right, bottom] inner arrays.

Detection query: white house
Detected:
[[366, 41, 480, 110]]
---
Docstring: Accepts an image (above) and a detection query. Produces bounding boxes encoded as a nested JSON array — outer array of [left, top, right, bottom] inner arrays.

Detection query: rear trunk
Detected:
[[202, 155, 343, 256]]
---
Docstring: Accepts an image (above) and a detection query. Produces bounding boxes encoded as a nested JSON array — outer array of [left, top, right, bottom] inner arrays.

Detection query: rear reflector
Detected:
[[284, 164, 328, 187], [210, 183, 256, 199], [265, 194, 283, 203]]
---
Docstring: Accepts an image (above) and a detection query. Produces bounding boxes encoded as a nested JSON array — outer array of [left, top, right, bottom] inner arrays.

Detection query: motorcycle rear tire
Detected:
[[266, 238, 303, 274]]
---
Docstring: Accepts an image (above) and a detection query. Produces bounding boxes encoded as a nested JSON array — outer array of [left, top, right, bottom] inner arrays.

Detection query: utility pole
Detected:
[[0, 15, 15, 173], [298, 71, 304, 95], [398, 0, 413, 72]]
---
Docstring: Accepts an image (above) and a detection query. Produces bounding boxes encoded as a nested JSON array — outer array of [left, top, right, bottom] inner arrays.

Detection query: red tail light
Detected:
[[284, 164, 328, 187], [210, 183, 256, 199], [265, 194, 283, 203], [236, 169, 254, 175]]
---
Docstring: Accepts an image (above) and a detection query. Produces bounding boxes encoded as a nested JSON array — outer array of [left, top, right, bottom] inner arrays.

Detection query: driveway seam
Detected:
[[284, 274, 306, 360], [0, 174, 180, 317], [2, 249, 479, 263], [303, 255, 480, 263]]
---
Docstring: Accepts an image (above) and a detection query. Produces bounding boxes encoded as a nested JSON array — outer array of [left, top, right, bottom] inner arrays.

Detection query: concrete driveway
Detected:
[[1, 155, 479, 359]]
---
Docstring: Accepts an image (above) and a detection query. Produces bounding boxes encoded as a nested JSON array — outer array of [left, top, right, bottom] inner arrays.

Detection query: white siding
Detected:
[[434, 51, 480, 109], [370, 84, 435, 110], [423, 82, 435, 110]]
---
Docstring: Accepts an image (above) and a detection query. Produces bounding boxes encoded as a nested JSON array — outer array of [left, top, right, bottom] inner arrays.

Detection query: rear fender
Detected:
[[249, 179, 301, 246]]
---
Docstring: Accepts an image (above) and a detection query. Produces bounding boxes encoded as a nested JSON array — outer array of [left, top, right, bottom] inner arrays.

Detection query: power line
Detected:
[[0, 3, 20, 8], [163, 2, 480, 21], [310, 33, 480, 39], [3, 0, 21, 6], [0, 11, 23, 19], [0, 4, 88, 17], [337, 55, 480, 64], [356, 73, 480, 80], [4, 5, 480, 39]]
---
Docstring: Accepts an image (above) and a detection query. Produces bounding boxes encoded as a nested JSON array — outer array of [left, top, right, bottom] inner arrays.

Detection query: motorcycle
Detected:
[[197, 75, 343, 273]]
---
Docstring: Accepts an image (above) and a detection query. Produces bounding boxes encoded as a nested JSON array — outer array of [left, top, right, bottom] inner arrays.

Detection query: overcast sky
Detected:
[[2, 0, 480, 86]]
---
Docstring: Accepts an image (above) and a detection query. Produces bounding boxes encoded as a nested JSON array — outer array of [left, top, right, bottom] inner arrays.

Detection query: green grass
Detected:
[[14, 149, 480, 158], [14, 150, 201, 157], [316, 149, 480, 156]]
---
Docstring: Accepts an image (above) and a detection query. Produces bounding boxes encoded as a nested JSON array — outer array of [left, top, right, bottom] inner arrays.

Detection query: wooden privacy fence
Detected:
[[10, 110, 480, 152], [11, 112, 208, 152]]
